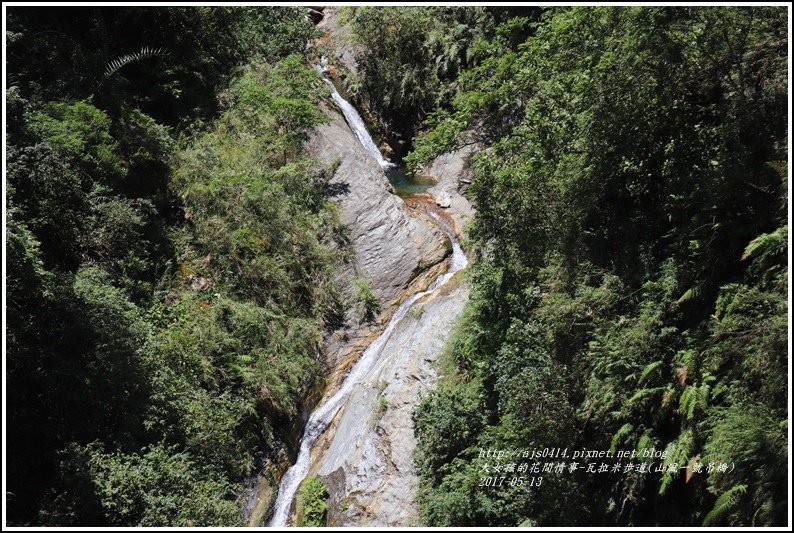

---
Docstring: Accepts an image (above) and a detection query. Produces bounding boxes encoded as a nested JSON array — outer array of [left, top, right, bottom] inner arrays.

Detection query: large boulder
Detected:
[[419, 143, 479, 237], [305, 103, 446, 307]]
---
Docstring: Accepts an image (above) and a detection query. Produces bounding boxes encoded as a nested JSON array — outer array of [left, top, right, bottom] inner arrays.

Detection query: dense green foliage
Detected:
[[342, 6, 537, 155], [411, 7, 788, 527], [5, 5, 789, 528], [7, 6, 316, 124], [6, 7, 343, 526], [296, 476, 329, 527]]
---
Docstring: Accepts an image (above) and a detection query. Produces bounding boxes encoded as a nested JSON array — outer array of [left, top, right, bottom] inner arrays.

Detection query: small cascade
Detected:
[[317, 57, 394, 170], [268, 214, 467, 527], [268, 61, 466, 527]]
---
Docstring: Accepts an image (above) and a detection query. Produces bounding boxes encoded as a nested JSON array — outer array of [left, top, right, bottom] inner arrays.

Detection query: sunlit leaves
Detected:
[[413, 5, 787, 527]]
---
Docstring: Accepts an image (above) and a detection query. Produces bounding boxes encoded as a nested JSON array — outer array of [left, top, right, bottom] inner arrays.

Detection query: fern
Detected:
[[741, 225, 787, 262], [627, 386, 665, 406], [610, 423, 633, 454], [674, 348, 698, 381], [702, 484, 747, 526], [104, 46, 168, 79], [765, 160, 787, 181], [676, 284, 701, 305], [297, 476, 328, 526], [638, 360, 663, 385], [658, 428, 694, 495], [660, 386, 677, 409], [679, 377, 713, 422], [679, 385, 696, 422], [636, 432, 654, 458]]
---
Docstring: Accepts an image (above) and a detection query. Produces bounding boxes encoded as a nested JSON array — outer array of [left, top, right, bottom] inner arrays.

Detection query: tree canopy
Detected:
[[6, 6, 343, 526], [410, 6, 788, 527]]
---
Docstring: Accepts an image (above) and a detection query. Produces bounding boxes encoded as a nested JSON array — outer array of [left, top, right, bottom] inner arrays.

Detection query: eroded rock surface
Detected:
[[315, 7, 361, 78], [421, 144, 478, 236], [306, 104, 447, 306], [304, 103, 447, 373], [301, 87, 478, 528], [313, 278, 470, 526]]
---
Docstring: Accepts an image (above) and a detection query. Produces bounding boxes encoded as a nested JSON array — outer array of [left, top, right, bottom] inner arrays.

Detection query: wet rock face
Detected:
[[303, 101, 447, 380], [315, 7, 361, 78], [305, 103, 447, 309], [299, 105, 477, 526], [315, 281, 470, 526]]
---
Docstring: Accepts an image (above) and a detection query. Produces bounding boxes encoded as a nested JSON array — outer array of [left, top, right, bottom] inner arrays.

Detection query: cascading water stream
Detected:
[[269, 221, 466, 527], [268, 64, 466, 527], [317, 59, 394, 170]]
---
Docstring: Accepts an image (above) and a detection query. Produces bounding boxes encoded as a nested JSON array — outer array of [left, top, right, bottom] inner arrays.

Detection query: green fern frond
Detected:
[[679, 385, 695, 421], [675, 348, 698, 378], [636, 433, 654, 459], [679, 382, 710, 422], [702, 484, 748, 526], [638, 360, 663, 385], [104, 46, 169, 79], [661, 386, 677, 409], [741, 225, 787, 262], [710, 380, 728, 401], [610, 423, 633, 454], [676, 285, 701, 305], [627, 387, 665, 405], [658, 428, 694, 495]]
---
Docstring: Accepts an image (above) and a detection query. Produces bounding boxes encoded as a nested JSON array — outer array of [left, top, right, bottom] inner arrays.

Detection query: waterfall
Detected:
[[268, 63, 464, 527], [268, 217, 467, 527], [316, 60, 394, 170]]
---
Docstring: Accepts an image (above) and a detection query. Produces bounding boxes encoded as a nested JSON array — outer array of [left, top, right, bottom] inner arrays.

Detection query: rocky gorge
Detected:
[[7, 5, 786, 529], [240, 7, 478, 527]]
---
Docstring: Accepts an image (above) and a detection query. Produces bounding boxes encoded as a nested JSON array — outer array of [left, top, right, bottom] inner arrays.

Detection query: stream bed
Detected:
[[268, 66, 468, 528]]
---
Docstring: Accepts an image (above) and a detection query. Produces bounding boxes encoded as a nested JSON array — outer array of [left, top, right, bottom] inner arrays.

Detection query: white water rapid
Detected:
[[269, 220, 466, 527], [268, 67, 466, 526], [317, 61, 394, 170]]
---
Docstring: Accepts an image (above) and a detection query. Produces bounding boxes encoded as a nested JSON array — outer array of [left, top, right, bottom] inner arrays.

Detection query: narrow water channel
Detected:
[[268, 65, 465, 528]]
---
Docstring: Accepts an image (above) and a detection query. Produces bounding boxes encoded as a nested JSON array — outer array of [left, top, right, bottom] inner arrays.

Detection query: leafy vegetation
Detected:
[[6, 6, 317, 124], [354, 277, 381, 322], [5, 5, 789, 528], [410, 6, 788, 527], [6, 7, 342, 526], [342, 6, 532, 155], [296, 476, 329, 527]]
